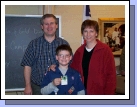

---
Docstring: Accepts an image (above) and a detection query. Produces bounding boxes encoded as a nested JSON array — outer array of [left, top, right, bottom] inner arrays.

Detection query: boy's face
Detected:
[[56, 50, 72, 67]]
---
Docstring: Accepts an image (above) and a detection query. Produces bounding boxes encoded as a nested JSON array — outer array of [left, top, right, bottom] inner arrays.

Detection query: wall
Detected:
[[89, 5, 125, 21], [5, 5, 125, 94], [90, 5, 125, 66], [54, 5, 125, 66], [55, 5, 82, 53], [5, 5, 43, 15], [89, 5, 125, 66]]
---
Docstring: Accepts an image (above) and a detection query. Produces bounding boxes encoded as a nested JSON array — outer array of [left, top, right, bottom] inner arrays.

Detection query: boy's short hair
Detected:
[[56, 44, 72, 55]]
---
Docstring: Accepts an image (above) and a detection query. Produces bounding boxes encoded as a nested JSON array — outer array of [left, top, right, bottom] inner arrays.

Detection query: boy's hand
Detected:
[[48, 64, 56, 71], [53, 78, 61, 86]]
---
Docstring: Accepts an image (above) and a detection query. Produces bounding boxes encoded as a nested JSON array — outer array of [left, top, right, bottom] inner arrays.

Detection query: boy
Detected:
[[40, 44, 85, 95]]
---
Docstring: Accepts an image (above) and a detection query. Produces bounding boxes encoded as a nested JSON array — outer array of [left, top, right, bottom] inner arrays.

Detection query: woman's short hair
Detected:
[[81, 19, 99, 35]]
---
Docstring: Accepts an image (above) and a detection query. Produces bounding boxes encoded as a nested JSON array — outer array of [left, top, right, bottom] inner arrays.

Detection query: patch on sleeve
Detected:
[[68, 86, 75, 94]]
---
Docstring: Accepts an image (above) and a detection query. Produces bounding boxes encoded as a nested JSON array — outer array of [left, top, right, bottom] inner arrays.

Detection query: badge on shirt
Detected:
[[61, 76, 68, 85], [71, 76, 74, 80]]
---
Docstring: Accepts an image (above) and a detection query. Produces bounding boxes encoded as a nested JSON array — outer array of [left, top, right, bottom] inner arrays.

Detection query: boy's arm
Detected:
[[41, 82, 57, 95], [40, 72, 57, 95], [77, 90, 85, 95], [76, 72, 85, 95]]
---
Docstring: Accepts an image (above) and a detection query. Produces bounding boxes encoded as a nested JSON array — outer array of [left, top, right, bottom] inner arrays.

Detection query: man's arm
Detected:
[[20, 41, 35, 95], [24, 66, 32, 95]]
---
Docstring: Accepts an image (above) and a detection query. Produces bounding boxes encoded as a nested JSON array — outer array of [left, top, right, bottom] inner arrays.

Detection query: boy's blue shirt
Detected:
[[40, 66, 85, 95]]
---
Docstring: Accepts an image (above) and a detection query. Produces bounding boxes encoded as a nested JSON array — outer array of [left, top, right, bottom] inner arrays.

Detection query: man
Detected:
[[21, 14, 70, 95]]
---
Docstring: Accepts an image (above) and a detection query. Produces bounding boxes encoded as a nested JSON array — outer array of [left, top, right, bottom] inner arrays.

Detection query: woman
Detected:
[[70, 19, 116, 95]]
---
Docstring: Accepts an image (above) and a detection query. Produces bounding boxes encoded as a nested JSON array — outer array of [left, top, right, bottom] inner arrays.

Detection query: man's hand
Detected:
[[48, 64, 56, 71], [24, 85, 32, 95], [53, 78, 61, 86]]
